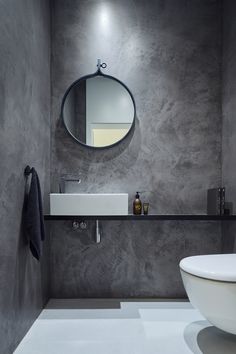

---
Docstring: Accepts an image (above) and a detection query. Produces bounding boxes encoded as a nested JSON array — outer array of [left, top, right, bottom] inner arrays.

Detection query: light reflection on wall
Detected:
[[99, 4, 110, 31], [77, 1, 138, 72]]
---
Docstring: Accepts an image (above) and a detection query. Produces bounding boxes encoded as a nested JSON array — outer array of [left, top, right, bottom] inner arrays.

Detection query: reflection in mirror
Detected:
[[62, 65, 135, 148]]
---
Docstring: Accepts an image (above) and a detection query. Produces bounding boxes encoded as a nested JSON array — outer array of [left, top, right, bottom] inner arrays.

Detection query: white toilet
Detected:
[[180, 254, 236, 335]]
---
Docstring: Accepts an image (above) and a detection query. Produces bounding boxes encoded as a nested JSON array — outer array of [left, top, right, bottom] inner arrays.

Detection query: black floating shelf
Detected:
[[44, 214, 236, 221]]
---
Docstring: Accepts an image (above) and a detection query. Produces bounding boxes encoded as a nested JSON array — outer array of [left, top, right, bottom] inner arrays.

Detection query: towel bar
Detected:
[[24, 165, 32, 176]]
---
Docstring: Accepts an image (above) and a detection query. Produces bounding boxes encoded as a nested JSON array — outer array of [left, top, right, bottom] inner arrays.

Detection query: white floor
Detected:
[[14, 300, 236, 354]]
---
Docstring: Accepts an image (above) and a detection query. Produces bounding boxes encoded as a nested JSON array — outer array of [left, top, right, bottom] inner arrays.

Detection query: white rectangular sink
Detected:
[[50, 193, 128, 215]]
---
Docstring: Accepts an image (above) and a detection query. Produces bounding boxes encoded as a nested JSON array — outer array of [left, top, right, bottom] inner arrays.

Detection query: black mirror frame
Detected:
[[60, 63, 136, 149]]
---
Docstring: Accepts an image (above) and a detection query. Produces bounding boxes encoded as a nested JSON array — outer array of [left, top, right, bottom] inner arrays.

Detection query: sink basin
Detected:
[[50, 193, 128, 215]]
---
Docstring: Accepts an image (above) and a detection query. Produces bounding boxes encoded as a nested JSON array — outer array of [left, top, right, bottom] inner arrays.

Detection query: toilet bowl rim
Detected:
[[180, 268, 236, 283], [180, 254, 236, 282]]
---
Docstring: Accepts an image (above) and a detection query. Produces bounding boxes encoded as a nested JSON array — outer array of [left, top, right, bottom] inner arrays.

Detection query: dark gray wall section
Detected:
[[0, 1, 50, 353], [51, 220, 221, 298], [222, 0, 236, 252], [51, 0, 222, 297]]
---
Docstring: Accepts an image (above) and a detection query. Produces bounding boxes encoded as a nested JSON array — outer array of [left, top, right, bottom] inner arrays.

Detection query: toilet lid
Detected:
[[180, 254, 236, 282]]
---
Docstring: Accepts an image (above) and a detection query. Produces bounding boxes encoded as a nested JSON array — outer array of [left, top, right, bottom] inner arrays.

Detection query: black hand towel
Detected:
[[23, 168, 45, 260]]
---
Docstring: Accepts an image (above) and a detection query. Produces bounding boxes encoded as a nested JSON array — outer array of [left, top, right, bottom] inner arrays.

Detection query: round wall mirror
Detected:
[[61, 61, 135, 148]]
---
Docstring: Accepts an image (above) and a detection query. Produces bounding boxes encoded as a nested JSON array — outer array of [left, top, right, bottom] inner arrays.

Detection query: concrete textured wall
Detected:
[[222, 0, 236, 252], [50, 0, 222, 298], [0, 0, 51, 353]]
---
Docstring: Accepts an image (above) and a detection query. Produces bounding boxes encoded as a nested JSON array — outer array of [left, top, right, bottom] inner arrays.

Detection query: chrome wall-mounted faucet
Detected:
[[59, 177, 82, 193]]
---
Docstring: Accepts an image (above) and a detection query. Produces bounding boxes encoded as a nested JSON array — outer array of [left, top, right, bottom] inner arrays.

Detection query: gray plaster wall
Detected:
[[51, 0, 222, 298], [222, 0, 236, 252], [0, 0, 51, 353]]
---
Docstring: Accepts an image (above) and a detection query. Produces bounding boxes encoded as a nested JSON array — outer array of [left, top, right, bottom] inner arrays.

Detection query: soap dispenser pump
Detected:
[[133, 192, 142, 215]]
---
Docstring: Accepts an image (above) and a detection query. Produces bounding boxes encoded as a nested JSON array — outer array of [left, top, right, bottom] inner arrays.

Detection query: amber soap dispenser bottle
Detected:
[[133, 192, 142, 215]]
